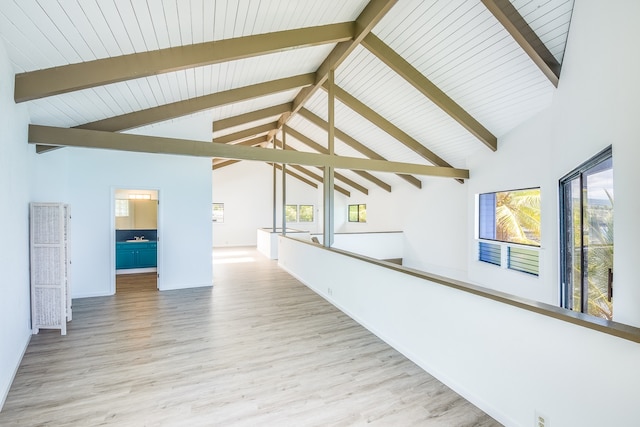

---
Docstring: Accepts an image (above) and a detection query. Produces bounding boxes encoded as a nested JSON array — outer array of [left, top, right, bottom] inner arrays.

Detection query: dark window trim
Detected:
[[558, 145, 613, 311], [478, 187, 541, 247]]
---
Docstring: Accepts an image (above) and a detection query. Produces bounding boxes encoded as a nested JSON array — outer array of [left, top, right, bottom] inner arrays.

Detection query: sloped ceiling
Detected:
[[0, 0, 574, 193]]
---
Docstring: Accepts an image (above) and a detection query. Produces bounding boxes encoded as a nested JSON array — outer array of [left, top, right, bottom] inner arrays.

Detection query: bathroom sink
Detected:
[[125, 239, 149, 242]]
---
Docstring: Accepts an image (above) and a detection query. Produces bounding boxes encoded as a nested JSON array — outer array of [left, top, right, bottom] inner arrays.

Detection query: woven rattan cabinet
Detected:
[[29, 203, 71, 335]]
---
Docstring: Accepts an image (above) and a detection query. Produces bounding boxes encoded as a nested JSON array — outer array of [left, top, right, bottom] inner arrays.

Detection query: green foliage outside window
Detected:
[[285, 205, 297, 222], [348, 204, 366, 222], [495, 189, 540, 245], [299, 205, 314, 222]]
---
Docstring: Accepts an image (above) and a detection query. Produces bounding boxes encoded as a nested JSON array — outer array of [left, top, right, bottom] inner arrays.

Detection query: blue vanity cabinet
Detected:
[[136, 243, 157, 268], [116, 242, 157, 269]]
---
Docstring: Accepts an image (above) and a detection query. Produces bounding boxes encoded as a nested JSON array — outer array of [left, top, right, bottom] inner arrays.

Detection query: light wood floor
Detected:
[[1, 247, 501, 426]]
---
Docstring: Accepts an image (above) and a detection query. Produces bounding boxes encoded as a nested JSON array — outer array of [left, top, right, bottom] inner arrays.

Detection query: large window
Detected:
[[479, 188, 541, 246], [560, 146, 613, 320], [348, 204, 366, 223], [478, 188, 540, 275]]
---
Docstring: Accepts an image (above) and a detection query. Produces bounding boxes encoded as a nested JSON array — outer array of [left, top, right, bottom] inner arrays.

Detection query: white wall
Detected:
[[279, 237, 640, 427], [209, 2, 640, 327], [212, 164, 416, 247], [465, 1, 640, 325], [399, 178, 470, 281], [213, 162, 357, 246], [213, 161, 284, 247], [32, 148, 213, 297], [315, 232, 404, 261], [0, 40, 32, 410]]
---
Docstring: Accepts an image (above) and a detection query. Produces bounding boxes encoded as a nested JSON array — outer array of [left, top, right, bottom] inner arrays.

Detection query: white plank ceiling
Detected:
[[0, 0, 574, 193]]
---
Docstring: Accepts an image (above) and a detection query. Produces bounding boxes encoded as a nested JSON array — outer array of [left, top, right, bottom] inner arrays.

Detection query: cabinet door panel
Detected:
[[137, 248, 157, 268], [116, 249, 137, 269]]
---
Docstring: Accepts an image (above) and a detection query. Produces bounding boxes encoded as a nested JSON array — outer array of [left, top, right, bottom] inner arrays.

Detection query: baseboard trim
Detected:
[[0, 332, 31, 412]]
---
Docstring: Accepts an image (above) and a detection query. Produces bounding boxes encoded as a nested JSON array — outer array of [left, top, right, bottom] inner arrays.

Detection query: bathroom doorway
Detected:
[[113, 188, 159, 293]]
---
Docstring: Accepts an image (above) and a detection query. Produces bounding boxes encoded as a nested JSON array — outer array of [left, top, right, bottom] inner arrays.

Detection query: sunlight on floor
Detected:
[[213, 249, 255, 264]]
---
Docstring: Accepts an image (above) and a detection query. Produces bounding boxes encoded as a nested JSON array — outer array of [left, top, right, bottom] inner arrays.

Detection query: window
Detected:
[[478, 188, 540, 275], [285, 205, 298, 222], [348, 204, 366, 223], [479, 188, 541, 246], [115, 199, 129, 217], [212, 203, 224, 223], [560, 146, 613, 320], [508, 247, 539, 276], [478, 242, 501, 266], [299, 205, 314, 222]]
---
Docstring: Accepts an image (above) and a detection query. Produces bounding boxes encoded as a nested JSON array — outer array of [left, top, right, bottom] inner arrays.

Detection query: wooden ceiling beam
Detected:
[[212, 159, 240, 170], [298, 108, 421, 189], [482, 0, 561, 87], [37, 75, 312, 154], [29, 125, 469, 179], [275, 139, 368, 195], [283, 126, 391, 192], [212, 136, 268, 168], [213, 122, 278, 144], [270, 164, 319, 190], [267, 0, 398, 142], [284, 164, 350, 197], [213, 103, 292, 133], [324, 83, 464, 183], [78, 74, 314, 133], [213, 160, 321, 192], [15, 23, 354, 102], [361, 33, 497, 151], [229, 135, 269, 147]]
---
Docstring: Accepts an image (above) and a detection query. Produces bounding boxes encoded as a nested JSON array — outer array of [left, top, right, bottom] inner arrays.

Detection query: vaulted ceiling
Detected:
[[0, 0, 574, 195]]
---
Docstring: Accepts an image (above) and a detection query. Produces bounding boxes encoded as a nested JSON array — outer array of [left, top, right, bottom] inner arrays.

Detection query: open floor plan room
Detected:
[[0, 248, 499, 426]]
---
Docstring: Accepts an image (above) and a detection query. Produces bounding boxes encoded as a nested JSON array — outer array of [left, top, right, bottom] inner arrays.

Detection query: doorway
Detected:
[[560, 147, 613, 320], [114, 188, 159, 293]]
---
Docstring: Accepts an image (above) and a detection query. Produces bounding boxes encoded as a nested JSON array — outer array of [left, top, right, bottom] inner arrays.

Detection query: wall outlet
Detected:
[[535, 411, 549, 427], [327, 287, 333, 296]]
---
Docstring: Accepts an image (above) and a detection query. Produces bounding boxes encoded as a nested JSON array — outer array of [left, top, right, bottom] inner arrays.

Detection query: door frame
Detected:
[[110, 186, 162, 294], [559, 145, 613, 315]]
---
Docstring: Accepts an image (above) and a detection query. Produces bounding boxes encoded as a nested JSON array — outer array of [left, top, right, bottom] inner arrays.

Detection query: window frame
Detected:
[[559, 145, 613, 316], [298, 205, 314, 223], [115, 199, 129, 217], [285, 204, 298, 223], [476, 187, 541, 276], [212, 203, 224, 223], [478, 187, 541, 248], [348, 204, 367, 223]]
